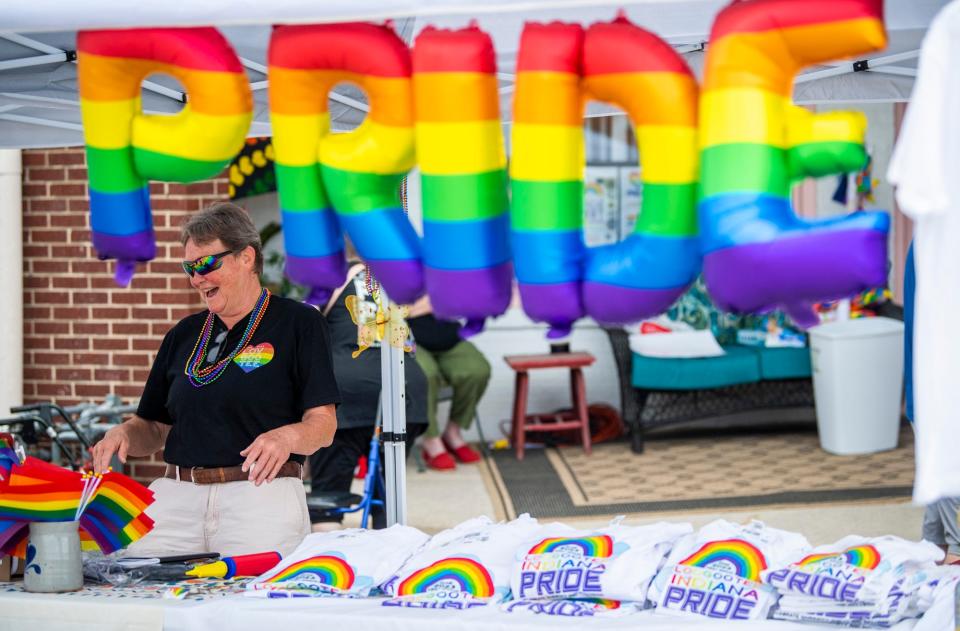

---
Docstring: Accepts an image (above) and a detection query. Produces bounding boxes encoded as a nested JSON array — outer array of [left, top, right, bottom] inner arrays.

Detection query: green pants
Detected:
[[414, 340, 491, 438]]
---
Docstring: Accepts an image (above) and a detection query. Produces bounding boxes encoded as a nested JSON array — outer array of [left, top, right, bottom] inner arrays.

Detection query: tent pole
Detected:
[[379, 291, 407, 527]]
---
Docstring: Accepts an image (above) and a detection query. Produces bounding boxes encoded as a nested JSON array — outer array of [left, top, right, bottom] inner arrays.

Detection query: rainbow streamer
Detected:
[[78, 27, 252, 285], [798, 545, 881, 570], [680, 539, 768, 582], [510, 22, 586, 337], [698, 0, 889, 326], [270, 23, 420, 305], [397, 557, 495, 598], [528, 535, 614, 558], [413, 25, 511, 334], [0, 458, 154, 556], [581, 17, 700, 324], [262, 554, 356, 590]]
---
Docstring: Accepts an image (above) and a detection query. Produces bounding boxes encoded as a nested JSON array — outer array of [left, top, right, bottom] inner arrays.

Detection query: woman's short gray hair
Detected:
[[180, 202, 263, 274]]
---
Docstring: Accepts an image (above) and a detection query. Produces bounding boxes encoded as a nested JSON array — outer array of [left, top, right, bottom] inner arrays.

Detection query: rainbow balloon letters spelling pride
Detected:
[[413, 26, 512, 334], [698, 0, 889, 326], [397, 557, 496, 600], [270, 23, 420, 305], [77, 28, 252, 285], [75, 2, 891, 331]]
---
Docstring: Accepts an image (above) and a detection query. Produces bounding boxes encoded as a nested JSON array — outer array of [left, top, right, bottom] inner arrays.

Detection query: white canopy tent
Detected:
[[0, 0, 946, 148], [0, 0, 948, 526]]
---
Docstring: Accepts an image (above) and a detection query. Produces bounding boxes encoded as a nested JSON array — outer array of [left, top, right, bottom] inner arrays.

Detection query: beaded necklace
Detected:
[[184, 288, 271, 387]]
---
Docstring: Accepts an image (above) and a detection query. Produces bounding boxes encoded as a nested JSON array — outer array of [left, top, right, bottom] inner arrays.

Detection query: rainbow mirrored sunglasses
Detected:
[[181, 250, 235, 277]]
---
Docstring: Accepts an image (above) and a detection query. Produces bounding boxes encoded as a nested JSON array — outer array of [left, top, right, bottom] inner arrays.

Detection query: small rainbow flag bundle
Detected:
[[0, 450, 154, 556]]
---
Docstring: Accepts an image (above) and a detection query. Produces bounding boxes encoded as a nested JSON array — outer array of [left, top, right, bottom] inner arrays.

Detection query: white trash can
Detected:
[[808, 317, 905, 455]]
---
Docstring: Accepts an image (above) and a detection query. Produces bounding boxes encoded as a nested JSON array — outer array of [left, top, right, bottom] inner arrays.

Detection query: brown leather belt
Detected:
[[164, 462, 302, 484]]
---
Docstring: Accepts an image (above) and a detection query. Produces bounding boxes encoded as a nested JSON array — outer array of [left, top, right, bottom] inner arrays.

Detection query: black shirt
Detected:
[[407, 314, 462, 353], [137, 295, 341, 468]]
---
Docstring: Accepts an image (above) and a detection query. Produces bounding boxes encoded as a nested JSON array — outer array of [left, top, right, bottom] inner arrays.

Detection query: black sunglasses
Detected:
[[181, 250, 235, 277]]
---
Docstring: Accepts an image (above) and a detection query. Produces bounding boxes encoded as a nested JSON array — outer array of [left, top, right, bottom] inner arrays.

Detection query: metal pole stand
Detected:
[[379, 292, 407, 526]]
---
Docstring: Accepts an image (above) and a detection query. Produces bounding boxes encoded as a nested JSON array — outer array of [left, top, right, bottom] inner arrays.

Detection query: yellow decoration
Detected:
[[344, 295, 412, 359]]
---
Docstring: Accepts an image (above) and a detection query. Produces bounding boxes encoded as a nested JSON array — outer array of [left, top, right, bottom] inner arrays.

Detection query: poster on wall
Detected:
[[619, 166, 642, 237], [583, 166, 620, 246]]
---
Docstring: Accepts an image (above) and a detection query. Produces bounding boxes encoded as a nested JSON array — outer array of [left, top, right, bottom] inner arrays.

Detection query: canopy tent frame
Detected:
[[0, 0, 946, 528]]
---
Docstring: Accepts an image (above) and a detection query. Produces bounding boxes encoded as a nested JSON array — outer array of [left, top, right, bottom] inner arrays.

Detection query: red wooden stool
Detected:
[[503, 352, 596, 460]]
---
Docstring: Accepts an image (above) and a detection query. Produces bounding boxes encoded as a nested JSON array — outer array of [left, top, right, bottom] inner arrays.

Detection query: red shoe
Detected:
[[422, 448, 456, 471], [442, 439, 481, 464]]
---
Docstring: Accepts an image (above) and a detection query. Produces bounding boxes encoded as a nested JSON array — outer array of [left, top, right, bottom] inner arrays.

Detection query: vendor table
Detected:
[[0, 580, 955, 631]]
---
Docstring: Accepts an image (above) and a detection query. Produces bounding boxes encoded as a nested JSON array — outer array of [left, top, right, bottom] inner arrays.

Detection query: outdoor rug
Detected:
[[481, 425, 915, 520]]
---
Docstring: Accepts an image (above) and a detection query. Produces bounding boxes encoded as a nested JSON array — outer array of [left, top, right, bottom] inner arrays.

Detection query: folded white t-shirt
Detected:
[[245, 525, 428, 598], [382, 515, 541, 608], [510, 520, 691, 603], [649, 519, 810, 621]]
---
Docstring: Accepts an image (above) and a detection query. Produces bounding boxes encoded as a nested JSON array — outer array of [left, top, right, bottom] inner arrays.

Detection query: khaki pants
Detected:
[[125, 476, 310, 558]]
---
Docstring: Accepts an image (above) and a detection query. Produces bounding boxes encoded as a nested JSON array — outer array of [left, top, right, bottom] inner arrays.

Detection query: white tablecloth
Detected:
[[0, 585, 956, 631]]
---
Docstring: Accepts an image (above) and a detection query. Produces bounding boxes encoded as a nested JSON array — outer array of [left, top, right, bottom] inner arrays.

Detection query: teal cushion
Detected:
[[631, 345, 761, 390], [757, 346, 812, 379]]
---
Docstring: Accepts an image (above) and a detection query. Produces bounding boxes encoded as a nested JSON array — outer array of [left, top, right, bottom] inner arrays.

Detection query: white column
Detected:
[[0, 150, 23, 413]]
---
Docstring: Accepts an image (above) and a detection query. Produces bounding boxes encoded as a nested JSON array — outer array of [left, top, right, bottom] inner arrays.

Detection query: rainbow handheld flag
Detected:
[[0, 457, 154, 556]]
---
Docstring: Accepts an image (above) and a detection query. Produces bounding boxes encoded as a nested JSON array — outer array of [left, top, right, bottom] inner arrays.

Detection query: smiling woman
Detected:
[[89, 202, 342, 557]]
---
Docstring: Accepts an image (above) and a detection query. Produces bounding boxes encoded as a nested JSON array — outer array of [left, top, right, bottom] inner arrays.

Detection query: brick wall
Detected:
[[21, 146, 229, 481]]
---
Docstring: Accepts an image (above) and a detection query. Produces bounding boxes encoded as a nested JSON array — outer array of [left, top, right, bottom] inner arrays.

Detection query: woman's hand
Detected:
[[240, 426, 296, 485], [90, 425, 130, 473]]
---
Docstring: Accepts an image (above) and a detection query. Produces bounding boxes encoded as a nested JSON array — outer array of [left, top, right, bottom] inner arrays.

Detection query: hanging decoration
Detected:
[[697, 0, 890, 327], [77, 27, 252, 286], [270, 22, 420, 306], [413, 24, 512, 336]]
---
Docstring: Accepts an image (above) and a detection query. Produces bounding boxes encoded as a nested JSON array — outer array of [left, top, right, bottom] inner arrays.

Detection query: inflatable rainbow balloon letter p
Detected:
[[77, 28, 252, 285], [699, 0, 889, 327], [270, 23, 421, 306]]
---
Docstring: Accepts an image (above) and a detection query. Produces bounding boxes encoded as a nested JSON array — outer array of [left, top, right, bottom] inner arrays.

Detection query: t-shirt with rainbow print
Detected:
[[510, 520, 691, 604], [245, 525, 429, 598], [649, 519, 810, 621]]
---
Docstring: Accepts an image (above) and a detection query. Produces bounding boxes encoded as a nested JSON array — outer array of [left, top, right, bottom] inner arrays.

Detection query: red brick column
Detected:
[[21, 146, 229, 481]]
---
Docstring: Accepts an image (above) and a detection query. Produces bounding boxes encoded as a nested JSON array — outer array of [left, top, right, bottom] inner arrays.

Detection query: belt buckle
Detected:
[[190, 466, 199, 484]]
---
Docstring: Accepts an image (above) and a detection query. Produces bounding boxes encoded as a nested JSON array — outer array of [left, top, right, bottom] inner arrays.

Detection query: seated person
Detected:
[[92, 202, 339, 557], [407, 297, 491, 471], [309, 261, 427, 528]]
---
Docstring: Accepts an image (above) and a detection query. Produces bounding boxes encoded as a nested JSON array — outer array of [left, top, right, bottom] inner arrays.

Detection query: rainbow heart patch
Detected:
[[234, 343, 274, 373]]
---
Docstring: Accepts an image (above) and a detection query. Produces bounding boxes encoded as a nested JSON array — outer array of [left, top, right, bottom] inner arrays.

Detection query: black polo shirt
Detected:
[[137, 294, 341, 468]]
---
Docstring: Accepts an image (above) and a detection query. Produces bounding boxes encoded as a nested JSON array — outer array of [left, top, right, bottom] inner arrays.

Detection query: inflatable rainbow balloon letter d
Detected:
[[698, 0, 889, 327], [77, 28, 252, 285]]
